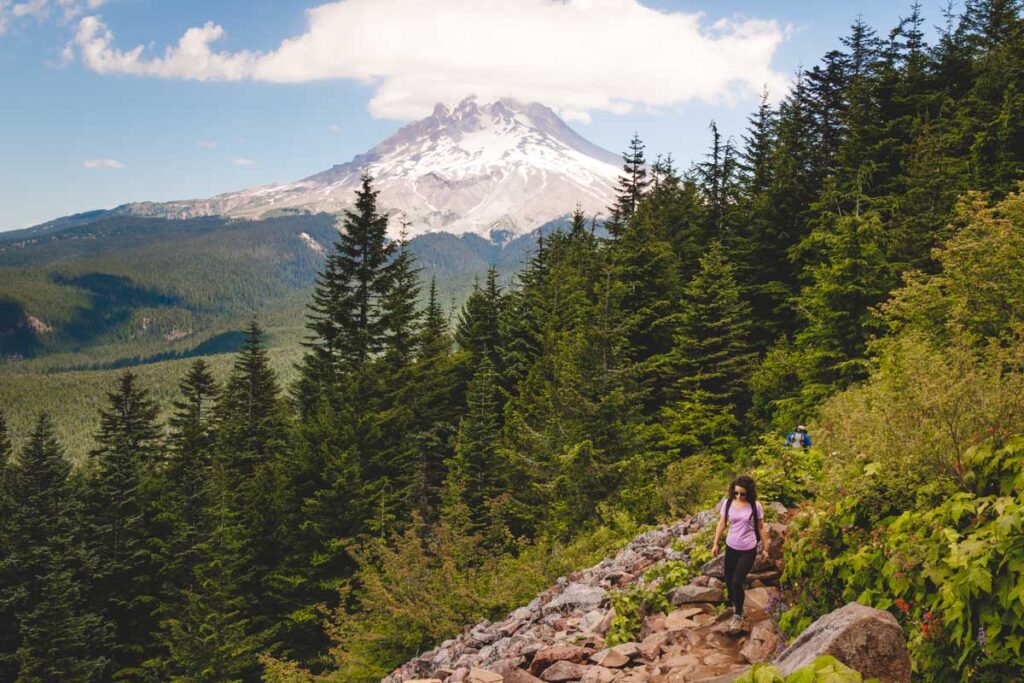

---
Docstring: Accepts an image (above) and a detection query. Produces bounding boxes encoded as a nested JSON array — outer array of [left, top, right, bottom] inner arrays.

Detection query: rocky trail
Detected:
[[383, 505, 911, 683]]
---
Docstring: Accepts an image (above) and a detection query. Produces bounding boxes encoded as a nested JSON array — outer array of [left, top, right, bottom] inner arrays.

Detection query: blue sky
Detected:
[[0, 0, 952, 231]]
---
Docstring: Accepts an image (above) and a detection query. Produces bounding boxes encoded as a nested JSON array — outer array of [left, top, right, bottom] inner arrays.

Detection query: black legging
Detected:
[[724, 545, 757, 616]]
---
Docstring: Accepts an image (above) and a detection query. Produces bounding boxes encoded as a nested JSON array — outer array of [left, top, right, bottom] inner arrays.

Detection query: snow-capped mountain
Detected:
[[124, 97, 622, 239]]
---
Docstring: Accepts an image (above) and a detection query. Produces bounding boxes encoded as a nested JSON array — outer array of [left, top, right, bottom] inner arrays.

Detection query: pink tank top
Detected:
[[721, 499, 763, 551]]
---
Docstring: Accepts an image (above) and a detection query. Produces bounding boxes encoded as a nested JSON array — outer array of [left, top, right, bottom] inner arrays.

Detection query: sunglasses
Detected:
[[733, 491, 747, 498]]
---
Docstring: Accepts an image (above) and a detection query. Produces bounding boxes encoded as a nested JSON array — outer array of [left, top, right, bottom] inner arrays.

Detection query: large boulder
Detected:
[[773, 602, 912, 682]]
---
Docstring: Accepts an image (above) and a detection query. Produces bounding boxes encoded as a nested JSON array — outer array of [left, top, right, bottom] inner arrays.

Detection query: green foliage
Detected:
[[746, 435, 822, 508], [781, 439, 1024, 681], [660, 454, 730, 519], [734, 656, 880, 683]]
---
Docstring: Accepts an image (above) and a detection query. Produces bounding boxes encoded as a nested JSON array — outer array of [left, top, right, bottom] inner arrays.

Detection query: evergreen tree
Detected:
[[455, 266, 504, 371], [380, 228, 422, 366], [696, 121, 740, 244], [151, 359, 220, 670], [84, 370, 163, 677], [214, 321, 294, 658], [794, 211, 896, 404], [3, 414, 109, 682], [668, 242, 756, 418], [0, 412, 17, 681], [298, 173, 397, 398], [443, 356, 506, 539], [606, 133, 650, 237], [154, 460, 270, 683]]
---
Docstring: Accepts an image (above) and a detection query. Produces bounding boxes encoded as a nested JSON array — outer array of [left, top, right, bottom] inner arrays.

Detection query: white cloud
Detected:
[[196, 140, 219, 149], [82, 157, 123, 169], [69, 0, 790, 120], [232, 157, 255, 166], [328, 123, 342, 133], [1, 0, 103, 34]]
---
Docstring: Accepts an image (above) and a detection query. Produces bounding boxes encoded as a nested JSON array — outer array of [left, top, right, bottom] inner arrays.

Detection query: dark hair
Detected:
[[725, 475, 761, 542]]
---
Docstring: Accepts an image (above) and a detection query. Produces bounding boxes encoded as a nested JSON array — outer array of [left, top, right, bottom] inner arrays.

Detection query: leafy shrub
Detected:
[[746, 434, 822, 508], [781, 438, 1024, 681], [661, 454, 729, 518], [734, 656, 880, 682]]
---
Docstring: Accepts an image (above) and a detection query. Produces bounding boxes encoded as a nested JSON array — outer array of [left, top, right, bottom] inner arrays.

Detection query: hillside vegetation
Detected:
[[2, 3, 1024, 682]]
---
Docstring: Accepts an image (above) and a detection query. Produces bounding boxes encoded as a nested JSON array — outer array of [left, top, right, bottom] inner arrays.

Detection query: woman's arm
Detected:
[[711, 515, 726, 556]]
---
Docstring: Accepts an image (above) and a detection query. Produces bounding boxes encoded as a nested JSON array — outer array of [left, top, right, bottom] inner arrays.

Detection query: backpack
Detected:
[[724, 496, 761, 543]]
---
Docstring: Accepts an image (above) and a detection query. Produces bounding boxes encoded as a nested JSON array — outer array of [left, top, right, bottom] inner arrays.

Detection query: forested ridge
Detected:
[[2, 3, 1024, 681]]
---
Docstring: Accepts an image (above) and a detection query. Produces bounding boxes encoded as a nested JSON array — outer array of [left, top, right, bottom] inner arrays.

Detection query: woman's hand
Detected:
[[711, 542, 719, 556]]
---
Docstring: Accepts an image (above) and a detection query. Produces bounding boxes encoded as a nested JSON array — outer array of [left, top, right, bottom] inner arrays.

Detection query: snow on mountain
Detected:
[[124, 97, 622, 239]]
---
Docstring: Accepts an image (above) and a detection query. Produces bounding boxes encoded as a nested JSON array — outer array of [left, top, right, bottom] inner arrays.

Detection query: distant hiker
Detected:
[[784, 424, 811, 449], [711, 475, 769, 630]]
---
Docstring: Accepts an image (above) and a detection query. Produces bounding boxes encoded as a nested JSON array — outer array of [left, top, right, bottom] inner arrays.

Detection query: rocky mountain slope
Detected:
[[383, 505, 912, 683], [116, 97, 621, 239]]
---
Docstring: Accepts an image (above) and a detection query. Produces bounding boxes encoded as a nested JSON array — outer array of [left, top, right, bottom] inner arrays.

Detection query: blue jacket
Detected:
[[785, 431, 811, 448]]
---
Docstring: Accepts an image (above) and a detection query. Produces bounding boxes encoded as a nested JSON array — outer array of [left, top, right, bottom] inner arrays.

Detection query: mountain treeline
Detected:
[[2, 2, 1024, 681]]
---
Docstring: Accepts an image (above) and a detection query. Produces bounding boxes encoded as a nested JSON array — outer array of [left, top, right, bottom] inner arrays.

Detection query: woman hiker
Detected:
[[711, 475, 769, 629]]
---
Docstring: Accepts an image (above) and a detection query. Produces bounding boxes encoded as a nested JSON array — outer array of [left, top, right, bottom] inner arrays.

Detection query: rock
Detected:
[[661, 652, 700, 669], [711, 616, 747, 635], [488, 660, 546, 682], [578, 609, 610, 635], [590, 648, 629, 668], [638, 631, 672, 659], [528, 644, 594, 676], [595, 608, 616, 636], [741, 620, 783, 664], [580, 666, 617, 683], [664, 609, 699, 630], [701, 554, 725, 580], [702, 651, 736, 667], [469, 669, 504, 683], [610, 642, 642, 659], [641, 612, 667, 637], [742, 587, 780, 618], [470, 623, 499, 646], [773, 602, 912, 683], [542, 584, 607, 616], [765, 501, 787, 517], [540, 660, 590, 682], [406, 680, 443, 683], [668, 585, 724, 605], [688, 668, 750, 683]]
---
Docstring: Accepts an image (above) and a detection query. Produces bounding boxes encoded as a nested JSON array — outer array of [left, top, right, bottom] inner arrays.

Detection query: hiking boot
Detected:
[[729, 614, 744, 630]]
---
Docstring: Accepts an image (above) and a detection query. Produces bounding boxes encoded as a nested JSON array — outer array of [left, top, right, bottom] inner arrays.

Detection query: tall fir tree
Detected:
[[606, 133, 650, 237], [214, 321, 295, 660], [667, 241, 756, 418], [3, 414, 109, 682], [84, 370, 163, 677]]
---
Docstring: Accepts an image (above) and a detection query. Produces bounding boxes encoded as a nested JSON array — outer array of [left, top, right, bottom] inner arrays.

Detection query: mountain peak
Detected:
[[117, 98, 622, 239]]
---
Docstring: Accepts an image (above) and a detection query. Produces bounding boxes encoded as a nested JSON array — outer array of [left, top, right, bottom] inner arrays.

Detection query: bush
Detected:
[[780, 438, 1024, 681], [745, 434, 822, 508], [734, 656, 879, 682], [661, 454, 729, 519]]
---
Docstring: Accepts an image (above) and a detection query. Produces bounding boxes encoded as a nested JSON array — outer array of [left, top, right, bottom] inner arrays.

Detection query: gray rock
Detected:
[[542, 583, 607, 616], [701, 553, 725, 580], [668, 584, 724, 605], [774, 602, 912, 683]]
